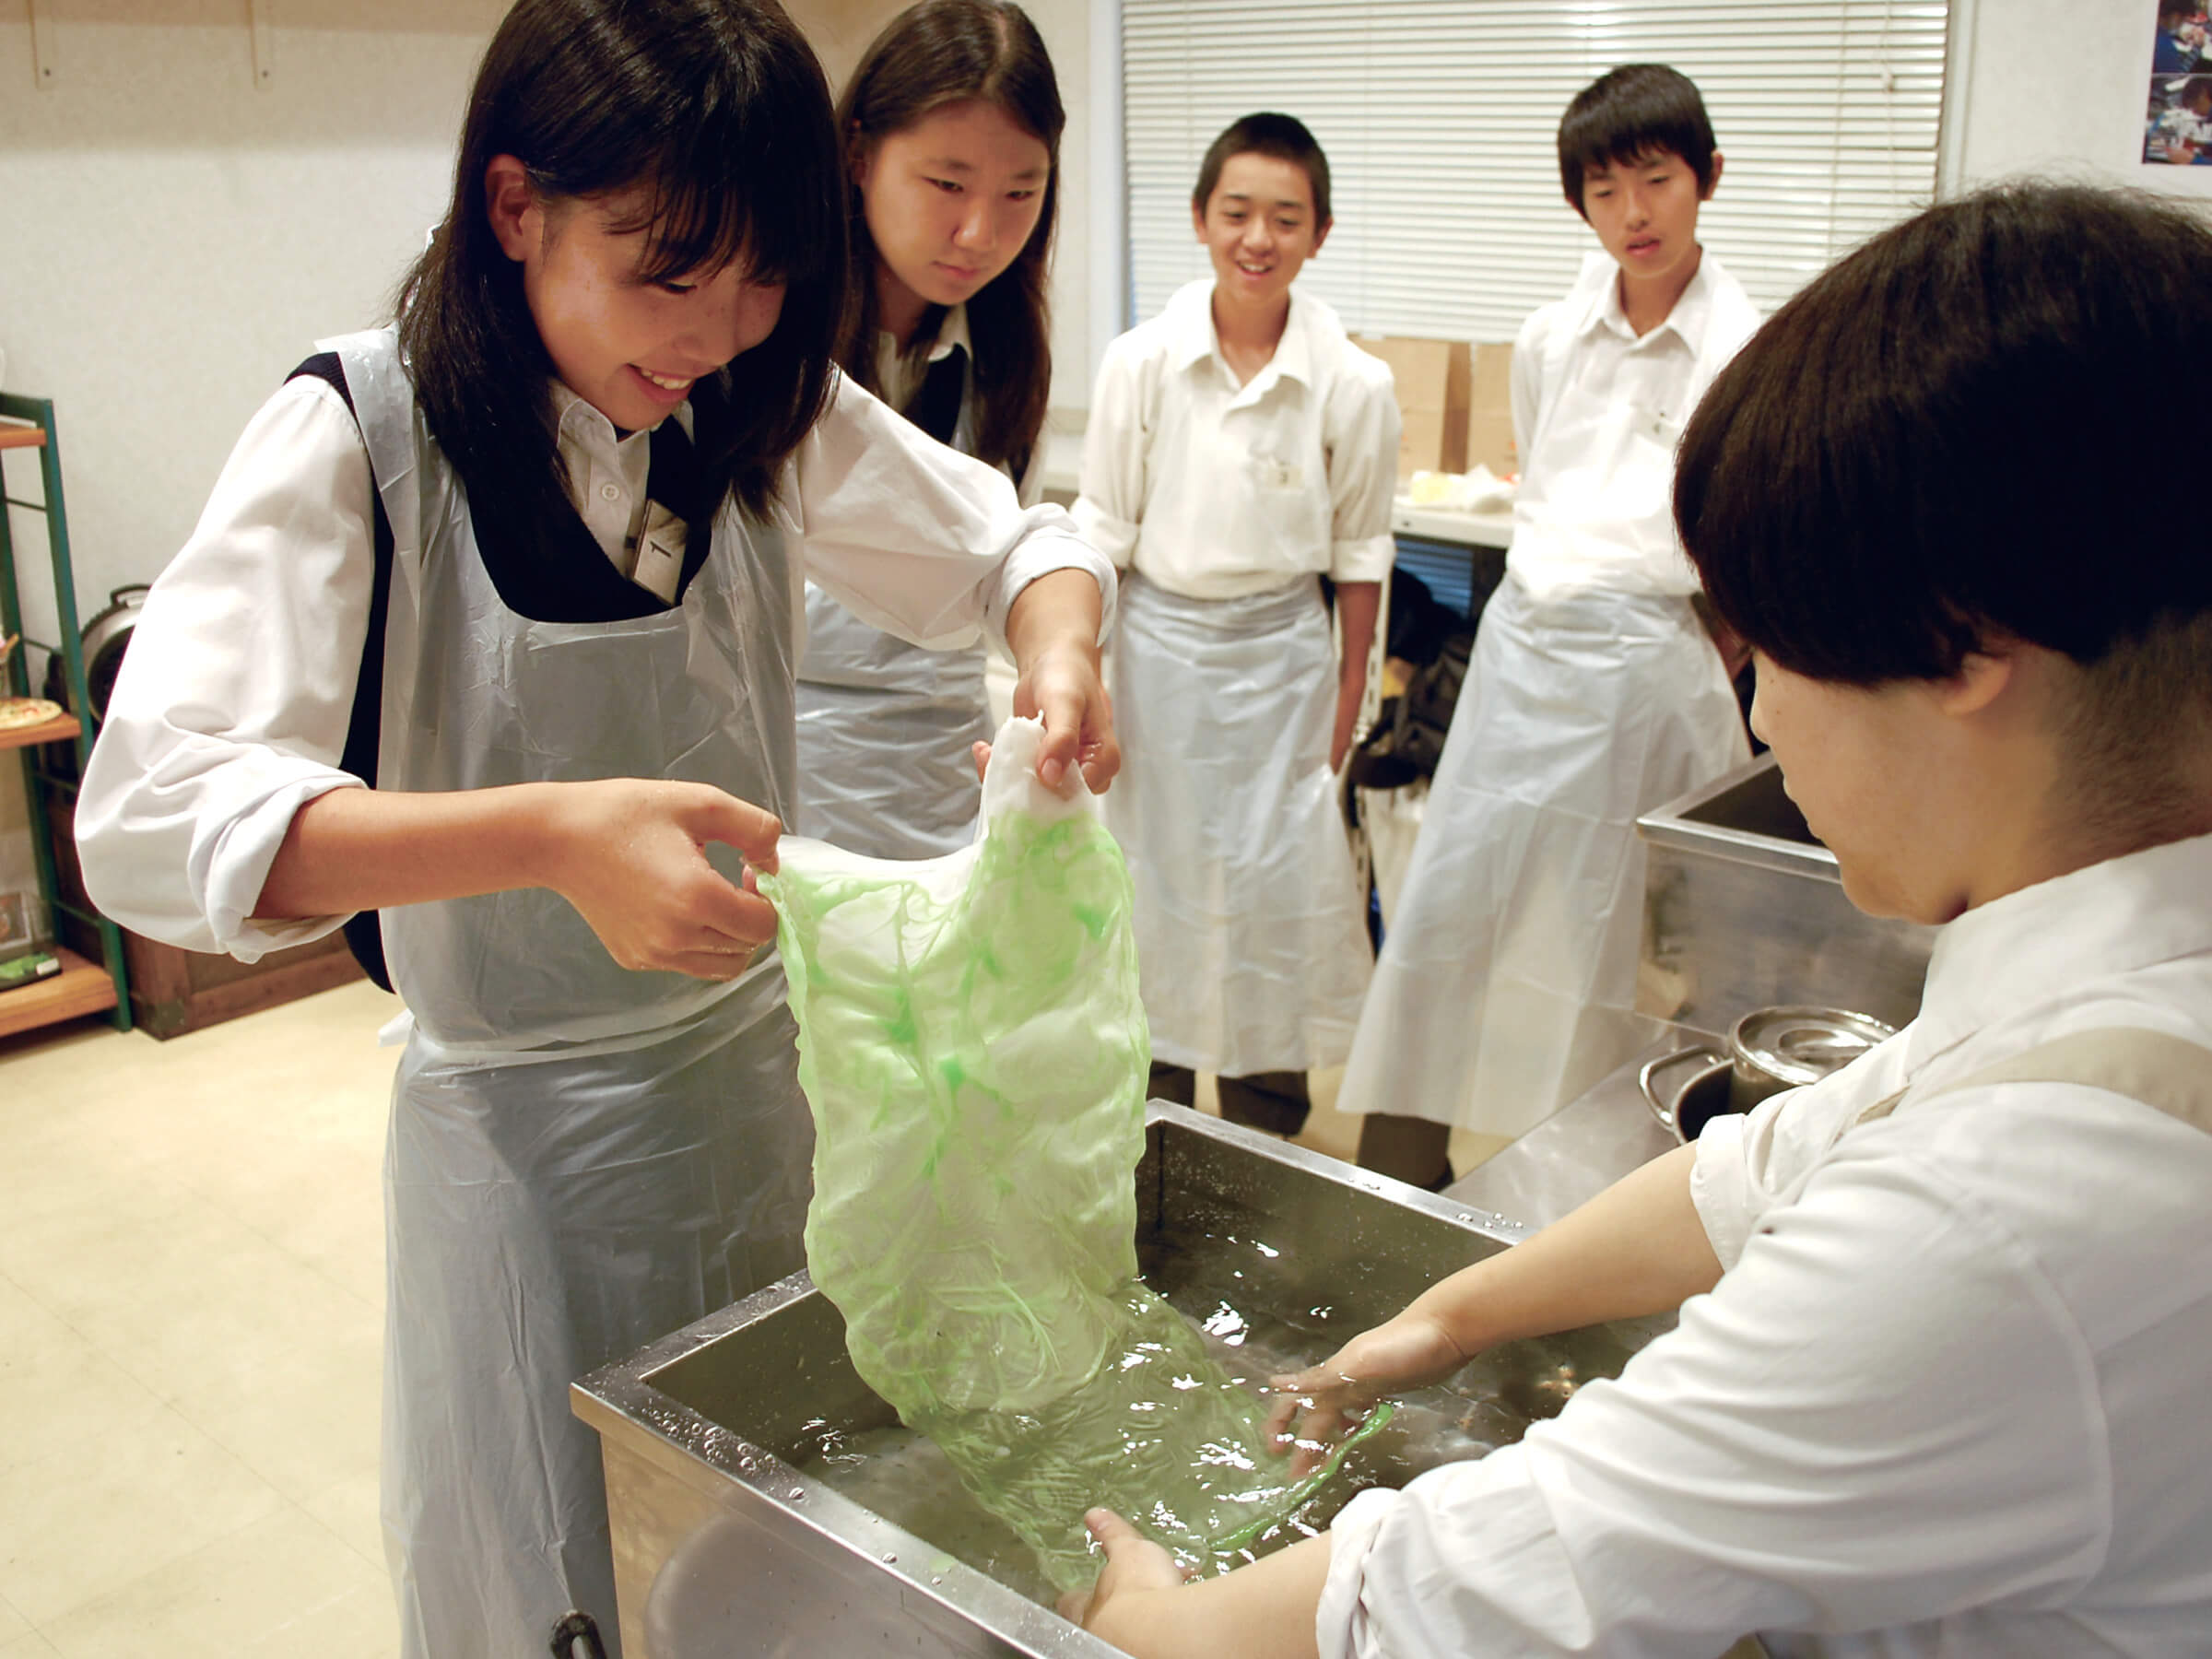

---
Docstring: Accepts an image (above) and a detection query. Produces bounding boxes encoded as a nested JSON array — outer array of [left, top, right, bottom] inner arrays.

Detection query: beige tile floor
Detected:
[[0, 981, 1500, 1656], [0, 980, 404, 1658]]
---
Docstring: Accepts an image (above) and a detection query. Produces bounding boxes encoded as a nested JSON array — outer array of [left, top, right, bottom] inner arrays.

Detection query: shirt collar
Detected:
[[1906, 830, 2212, 1072], [1576, 247, 1714, 351], [929, 301, 972, 363], [875, 302, 971, 406], [1164, 276, 1313, 390], [549, 380, 691, 447]]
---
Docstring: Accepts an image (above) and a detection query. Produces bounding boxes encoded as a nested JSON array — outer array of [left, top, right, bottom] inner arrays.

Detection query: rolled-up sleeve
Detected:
[[1324, 357, 1400, 585], [794, 373, 1113, 649], [76, 380, 373, 960], [1072, 336, 1147, 570], [1689, 1058, 1896, 1270], [1317, 1124, 2106, 1658]]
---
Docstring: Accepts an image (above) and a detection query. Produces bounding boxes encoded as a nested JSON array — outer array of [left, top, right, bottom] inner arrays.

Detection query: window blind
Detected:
[[1119, 0, 1951, 343]]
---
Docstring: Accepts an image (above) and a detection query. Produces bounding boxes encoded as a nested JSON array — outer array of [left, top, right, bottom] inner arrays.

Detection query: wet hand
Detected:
[[1014, 641, 1120, 794], [538, 778, 782, 981], [1264, 1312, 1469, 1478], [1057, 1509, 1189, 1640]]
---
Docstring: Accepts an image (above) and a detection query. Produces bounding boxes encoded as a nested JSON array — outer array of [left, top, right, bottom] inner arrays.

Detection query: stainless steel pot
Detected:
[[1640, 1005, 1896, 1143]]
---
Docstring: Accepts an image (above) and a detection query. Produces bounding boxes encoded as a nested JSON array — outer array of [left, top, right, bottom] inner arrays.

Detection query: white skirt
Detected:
[[1106, 572, 1373, 1077], [1337, 575, 1748, 1136]]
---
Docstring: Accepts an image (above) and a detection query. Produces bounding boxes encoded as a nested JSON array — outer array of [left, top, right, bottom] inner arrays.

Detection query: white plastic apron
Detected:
[[1105, 571, 1372, 1077], [793, 356, 992, 858], [793, 583, 992, 857], [333, 330, 814, 1659], [1336, 572, 1746, 1137]]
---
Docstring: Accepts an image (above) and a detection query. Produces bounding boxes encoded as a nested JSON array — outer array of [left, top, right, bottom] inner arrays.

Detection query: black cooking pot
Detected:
[[41, 582, 147, 724]]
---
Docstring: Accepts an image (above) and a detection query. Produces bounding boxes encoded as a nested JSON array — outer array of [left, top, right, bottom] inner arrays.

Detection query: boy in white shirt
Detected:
[[1077, 113, 1399, 1135], [1340, 65, 1760, 1185], [1068, 178, 2212, 1659]]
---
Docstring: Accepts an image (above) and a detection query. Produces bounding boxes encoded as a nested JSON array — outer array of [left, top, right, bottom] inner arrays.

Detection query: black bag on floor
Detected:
[[1347, 571, 1475, 793]]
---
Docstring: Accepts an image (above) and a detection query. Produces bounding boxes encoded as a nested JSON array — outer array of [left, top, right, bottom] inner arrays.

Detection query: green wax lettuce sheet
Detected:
[[760, 716, 1371, 1592]]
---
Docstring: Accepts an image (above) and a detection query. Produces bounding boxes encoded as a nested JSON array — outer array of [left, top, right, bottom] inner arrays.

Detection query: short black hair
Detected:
[[1193, 112, 1331, 227], [1558, 65, 1717, 216], [1675, 182, 2212, 687]]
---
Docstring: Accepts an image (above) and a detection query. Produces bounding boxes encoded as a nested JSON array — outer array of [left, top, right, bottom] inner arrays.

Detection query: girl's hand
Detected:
[[535, 778, 782, 980], [1012, 640, 1121, 794], [1264, 1312, 1471, 1478], [1057, 1509, 1189, 1639]]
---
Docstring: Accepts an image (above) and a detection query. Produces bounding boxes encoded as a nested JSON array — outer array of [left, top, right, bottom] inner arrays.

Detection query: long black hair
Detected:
[[396, 0, 847, 528], [835, 0, 1061, 476]]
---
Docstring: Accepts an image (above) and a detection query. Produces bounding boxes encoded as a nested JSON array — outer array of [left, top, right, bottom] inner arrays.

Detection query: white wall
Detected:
[[1, 0, 504, 913], [1946, 0, 2212, 200]]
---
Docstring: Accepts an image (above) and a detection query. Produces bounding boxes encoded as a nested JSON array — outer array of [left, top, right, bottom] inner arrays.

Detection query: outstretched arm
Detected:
[[255, 777, 784, 981], [1065, 1512, 1330, 1659], [1267, 1142, 1717, 1473], [1005, 568, 1119, 794]]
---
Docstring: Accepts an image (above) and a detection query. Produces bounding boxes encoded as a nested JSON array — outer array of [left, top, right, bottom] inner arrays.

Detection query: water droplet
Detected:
[[881, 1551, 897, 1563], [930, 1574, 943, 1585], [788, 1488, 805, 1501]]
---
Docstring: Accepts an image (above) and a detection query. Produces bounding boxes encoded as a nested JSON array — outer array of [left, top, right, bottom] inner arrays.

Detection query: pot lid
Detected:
[[1730, 1005, 1897, 1088]]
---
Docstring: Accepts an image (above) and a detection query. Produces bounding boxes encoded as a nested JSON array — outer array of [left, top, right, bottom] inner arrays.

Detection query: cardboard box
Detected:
[[1467, 343, 1517, 477], [1352, 335, 1470, 479]]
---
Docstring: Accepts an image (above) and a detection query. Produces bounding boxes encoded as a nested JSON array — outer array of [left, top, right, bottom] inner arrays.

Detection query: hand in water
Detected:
[[1264, 1312, 1471, 1478], [1057, 1509, 1188, 1636]]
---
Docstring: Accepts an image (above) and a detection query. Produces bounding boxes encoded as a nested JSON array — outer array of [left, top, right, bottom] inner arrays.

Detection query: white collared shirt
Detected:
[[81, 365, 1111, 960], [864, 305, 1041, 508], [1075, 279, 1399, 600], [1321, 830, 2212, 1657], [1507, 250, 1761, 599], [873, 301, 971, 413], [549, 381, 663, 588]]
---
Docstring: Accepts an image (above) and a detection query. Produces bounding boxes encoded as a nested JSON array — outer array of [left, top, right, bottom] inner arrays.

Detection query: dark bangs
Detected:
[[1558, 64, 1716, 214], [398, 0, 846, 525], [834, 0, 1061, 475], [1676, 182, 2212, 687]]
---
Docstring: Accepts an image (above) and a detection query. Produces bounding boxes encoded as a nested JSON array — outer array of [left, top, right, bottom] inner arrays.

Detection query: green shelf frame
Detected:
[[1, 391, 134, 1031]]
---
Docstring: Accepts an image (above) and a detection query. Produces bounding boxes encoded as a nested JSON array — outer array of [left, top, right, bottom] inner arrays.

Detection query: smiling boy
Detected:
[[1340, 65, 1761, 1185], [1077, 112, 1398, 1136]]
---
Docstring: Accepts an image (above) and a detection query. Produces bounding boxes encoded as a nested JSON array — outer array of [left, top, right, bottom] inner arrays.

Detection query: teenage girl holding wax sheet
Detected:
[[74, 0, 1117, 1650]]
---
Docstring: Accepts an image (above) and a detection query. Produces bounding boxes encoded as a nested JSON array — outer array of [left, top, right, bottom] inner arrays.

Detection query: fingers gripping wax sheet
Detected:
[[760, 714, 1383, 1592]]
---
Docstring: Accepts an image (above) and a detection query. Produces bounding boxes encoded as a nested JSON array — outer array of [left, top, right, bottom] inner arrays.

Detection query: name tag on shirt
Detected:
[[631, 502, 687, 602], [1253, 453, 1305, 491]]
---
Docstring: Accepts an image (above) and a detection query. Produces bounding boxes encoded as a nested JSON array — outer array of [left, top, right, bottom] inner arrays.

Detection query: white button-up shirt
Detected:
[[874, 300, 971, 413], [81, 367, 1111, 961], [1075, 278, 1399, 600], [1320, 830, 2212, 1657], [1508, 251, 1760, 600]]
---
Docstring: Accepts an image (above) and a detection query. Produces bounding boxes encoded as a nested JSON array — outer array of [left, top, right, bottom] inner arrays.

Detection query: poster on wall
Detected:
[[2145, 4, 2212, 164]]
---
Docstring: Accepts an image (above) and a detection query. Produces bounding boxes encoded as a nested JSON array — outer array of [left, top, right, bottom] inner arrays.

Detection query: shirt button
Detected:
[[600, 483, 621, 501]]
